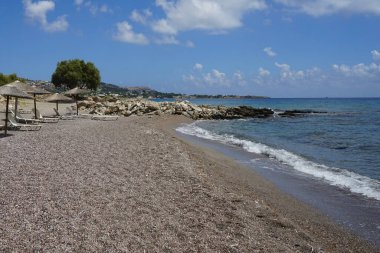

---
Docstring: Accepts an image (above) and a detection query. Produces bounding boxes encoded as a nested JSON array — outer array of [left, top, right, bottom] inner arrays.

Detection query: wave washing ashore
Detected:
[[176, 97, 380, 246]]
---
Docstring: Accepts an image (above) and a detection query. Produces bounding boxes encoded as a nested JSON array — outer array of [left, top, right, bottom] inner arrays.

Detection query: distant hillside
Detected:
[[98, 82, 182, 98], [99, 82, 269, 99]]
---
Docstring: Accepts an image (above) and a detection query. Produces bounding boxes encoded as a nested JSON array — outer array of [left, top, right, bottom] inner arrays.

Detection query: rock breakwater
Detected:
[[78, 97, 275, 120], [77, 96, 327, 120]]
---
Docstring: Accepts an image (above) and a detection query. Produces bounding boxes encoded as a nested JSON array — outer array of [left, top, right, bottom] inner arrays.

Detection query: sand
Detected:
[[0, 100, 378, 252]]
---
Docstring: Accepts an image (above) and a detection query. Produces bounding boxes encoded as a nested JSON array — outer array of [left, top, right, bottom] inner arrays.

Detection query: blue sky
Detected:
[[0, 0, 380, 97]]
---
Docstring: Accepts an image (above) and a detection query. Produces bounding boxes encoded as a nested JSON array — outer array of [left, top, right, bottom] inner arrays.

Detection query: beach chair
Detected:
[[8, 113, 42, 131], [53, 108, 75, 120], [91, 115, 119, 121], [33, 109, 59, 123], [10, 109, 41, 124], [65, 107, 77, 115]]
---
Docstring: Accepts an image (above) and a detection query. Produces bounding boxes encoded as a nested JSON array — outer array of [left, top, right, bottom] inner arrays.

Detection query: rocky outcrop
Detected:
[[78, 97, 275, 120], [277, 110, 327, 117]]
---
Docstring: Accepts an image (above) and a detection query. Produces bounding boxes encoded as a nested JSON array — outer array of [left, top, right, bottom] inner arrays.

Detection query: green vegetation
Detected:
[[0, 73, 24, 86], [51, 59, 101, 90]]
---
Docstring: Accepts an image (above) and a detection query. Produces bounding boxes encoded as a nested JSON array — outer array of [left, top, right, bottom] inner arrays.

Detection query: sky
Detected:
[[0, 0, 380, 97]]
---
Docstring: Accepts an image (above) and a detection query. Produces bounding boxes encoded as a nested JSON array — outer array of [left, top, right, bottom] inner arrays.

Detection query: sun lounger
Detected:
[[65, 107, 77, 115], [8, 114, 42, 131], [53, 108, 75, 120], [10, 109, 41, 124], [78, 113, 93, 119], [91, 115, 119, 121], [18, 109, 32, 114], [33, 109, 59, 123]]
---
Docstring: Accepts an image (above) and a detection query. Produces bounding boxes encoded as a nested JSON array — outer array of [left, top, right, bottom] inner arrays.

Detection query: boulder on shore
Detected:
[[82, 96, 276, 120]]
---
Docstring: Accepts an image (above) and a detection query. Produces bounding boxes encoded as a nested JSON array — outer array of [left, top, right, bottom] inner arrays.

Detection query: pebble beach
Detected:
[[0, 101, 378, 252]]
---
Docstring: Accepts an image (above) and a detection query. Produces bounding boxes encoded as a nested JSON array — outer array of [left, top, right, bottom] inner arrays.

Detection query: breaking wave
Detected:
[[176, 123, 380, 201]]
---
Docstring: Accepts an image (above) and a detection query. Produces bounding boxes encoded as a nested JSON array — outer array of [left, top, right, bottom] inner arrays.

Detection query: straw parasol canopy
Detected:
[[45, 93, 73, 110], [31, 85, 51, 95], [0, 85, 33, 136], [30, 85, 51, 119], [64, 87, 91, 95], [64, 87, 91, 115], [5, 80, 36, 93], [5, 80, 51, 119]]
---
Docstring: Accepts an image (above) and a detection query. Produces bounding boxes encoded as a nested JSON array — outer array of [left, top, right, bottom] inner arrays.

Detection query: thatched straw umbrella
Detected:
[[45, 93, 73, 111], [0, 85, 33, 136], [31, 85, 51, 119], [64, 87, 91, 115], [5, 80, 35, 117], [5, 80, 50, 119]]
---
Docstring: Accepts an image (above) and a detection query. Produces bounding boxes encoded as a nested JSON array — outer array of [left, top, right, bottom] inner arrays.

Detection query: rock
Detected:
[[278, 110, 327, 117], [92, 96, 104, 102], [146, 103, 160, 111], [226, 106, 274, 118], [124, 110, 132, 117], [81, 97, 277, 120], [107, 97, 118, 102]]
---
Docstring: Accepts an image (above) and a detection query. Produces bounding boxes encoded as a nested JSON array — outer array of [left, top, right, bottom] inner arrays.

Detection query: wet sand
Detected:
[[0, 100, 378, 252]]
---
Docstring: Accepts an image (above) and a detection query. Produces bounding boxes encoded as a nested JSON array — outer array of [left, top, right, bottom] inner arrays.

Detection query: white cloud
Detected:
[[130, 9, 152, 24], [153, 0, 267, 35], [113, 21, 149, 45], [204, 69, 229, 86], [263, 47, 276, 57], [372, 50, 380, 61], [194, 63, 203, 70], [258, 67, 270, 76], [275, 62, 290, 72], [333, 63, 380, 78], [184, 66, 246, 87], [183, 74, 195, 82], [152, 19, 177, 35], [233, 71, 246, 86], [74, 0, 84, 6], [275, 0, 380, 16], [181, 56, 380, 96], [155, 35, 179, 45], [275, 62, 311, 80], [23, 0, 68, 32], [185, 40, 195, 48], [75, 1, 112, 15], [99, 4, 111, 13]]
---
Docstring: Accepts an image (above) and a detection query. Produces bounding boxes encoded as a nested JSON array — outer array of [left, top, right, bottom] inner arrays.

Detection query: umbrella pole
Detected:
[[56, 102, 58, 111], [14, 97, 18, 117], [34, 94, 37, 119], [76, 100, 79, 115], [5, 96, 9, 136]]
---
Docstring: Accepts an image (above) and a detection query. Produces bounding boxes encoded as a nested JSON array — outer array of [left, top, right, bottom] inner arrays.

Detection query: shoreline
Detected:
[[175, 119, 380, 246], [152, 116, 378, 251], [0, 112, 377, 251]]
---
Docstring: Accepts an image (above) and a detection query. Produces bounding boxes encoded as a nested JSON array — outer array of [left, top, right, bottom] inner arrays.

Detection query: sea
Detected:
[[157, 98, 380, 246]]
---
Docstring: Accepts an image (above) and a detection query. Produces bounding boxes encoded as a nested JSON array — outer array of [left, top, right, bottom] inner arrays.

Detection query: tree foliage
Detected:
[[51, 59, 101, 90], [0, 73, 23, 86]]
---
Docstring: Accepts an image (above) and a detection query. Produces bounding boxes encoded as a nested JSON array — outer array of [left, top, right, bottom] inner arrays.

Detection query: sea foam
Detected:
[[177, 123, 380, 201]]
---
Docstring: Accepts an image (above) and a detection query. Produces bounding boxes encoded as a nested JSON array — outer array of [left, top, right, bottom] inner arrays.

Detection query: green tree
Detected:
[[0, 72, 23, 86], [51, 59, 101, 90]]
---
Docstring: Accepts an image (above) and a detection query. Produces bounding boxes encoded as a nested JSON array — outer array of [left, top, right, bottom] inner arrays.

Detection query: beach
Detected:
[[0, 105, 377, 252]]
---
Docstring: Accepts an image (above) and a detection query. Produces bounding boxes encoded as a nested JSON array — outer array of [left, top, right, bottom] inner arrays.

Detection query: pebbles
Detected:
[[0, 116, 376, 252]]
